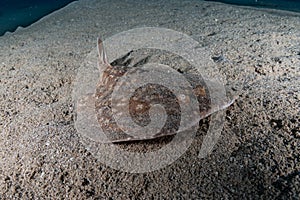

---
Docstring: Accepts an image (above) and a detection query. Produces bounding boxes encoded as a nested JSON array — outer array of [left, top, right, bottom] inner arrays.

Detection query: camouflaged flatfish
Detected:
[[94, 38, 235, 142]]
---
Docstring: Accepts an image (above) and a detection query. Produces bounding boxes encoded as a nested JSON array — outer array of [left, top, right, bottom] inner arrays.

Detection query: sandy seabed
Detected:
[[0, 0, 299, 199]]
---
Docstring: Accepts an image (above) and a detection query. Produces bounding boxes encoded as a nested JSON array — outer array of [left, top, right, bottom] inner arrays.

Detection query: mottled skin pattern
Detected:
[[94, 38, 232, 142]]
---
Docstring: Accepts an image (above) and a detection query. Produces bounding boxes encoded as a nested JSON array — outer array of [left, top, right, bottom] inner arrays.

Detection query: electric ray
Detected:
[[94, 38, 235, 143]]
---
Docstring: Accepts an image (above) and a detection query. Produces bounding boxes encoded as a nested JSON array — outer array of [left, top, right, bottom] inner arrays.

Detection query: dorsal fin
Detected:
[[97, 38, 109, 65]]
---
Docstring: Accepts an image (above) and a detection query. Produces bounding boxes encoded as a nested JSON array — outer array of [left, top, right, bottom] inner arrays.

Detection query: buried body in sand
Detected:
[[74, 38, 236, 143]]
